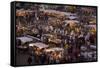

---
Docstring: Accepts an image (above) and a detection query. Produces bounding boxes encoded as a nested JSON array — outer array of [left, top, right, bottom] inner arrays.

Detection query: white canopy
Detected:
[[90, 45, 96, 49], [51, 47, 64, 51], [17, 36, 33, 44], [40, 9, 76, 16], [68, 16, 77, 20], [29, 42, 49, 49], [81, 51, 96, 59], [64, 20, 79, 24], [87, 25, 96, 28], [81, 46, 87, 51], [45, 47, 64, 52]]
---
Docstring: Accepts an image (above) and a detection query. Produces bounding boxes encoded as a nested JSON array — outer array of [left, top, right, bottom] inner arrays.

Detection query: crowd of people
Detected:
[[27, 47, 64, 65], [16, 3, 97, 65]]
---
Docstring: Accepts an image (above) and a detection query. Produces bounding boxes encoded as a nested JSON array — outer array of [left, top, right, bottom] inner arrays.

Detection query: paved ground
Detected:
[[16, 49, 30, 66]]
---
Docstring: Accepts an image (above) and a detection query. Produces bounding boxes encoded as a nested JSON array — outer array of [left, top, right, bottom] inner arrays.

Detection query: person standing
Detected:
[[27, 56, 32, 65], [31, 50, 35, 65]]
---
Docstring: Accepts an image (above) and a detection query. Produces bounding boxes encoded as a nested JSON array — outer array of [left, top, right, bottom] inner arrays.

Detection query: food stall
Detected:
[[29, 42, 49, 56], [40, 9, 66, 20], [45, 47, 64, 61], [16, 36, 33, 52]]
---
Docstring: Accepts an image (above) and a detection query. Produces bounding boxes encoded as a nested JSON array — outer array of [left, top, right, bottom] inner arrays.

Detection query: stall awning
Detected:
[[45, 47, 64, 52], [17, 36, 33, 44], [29, 42, 49, 49]]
